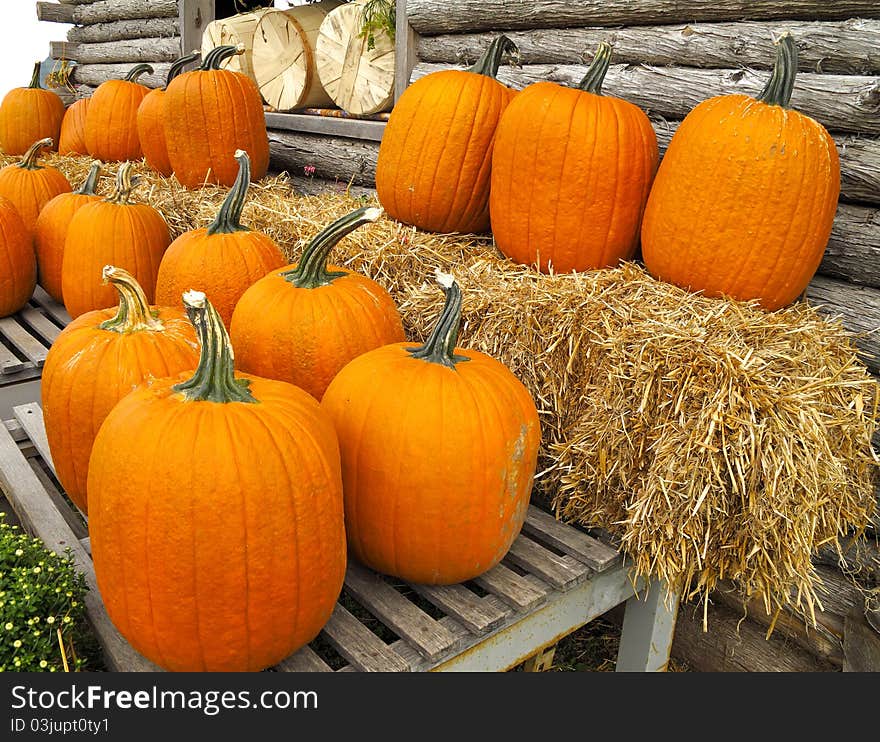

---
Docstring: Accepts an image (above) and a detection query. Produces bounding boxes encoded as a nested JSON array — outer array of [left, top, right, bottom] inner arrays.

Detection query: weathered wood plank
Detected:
[[268, 130, 379, 186], [71, 63, 172, 89], [410, 62, 880, 136], [395, 0, 418, 103], [180, 0, 214, 59], [819, 204, 880, 288], [0, 318, 48, 367], [0, 342, 25, 375], [522, 506, 621, 572], [408, 582, 508, 635], [418, 19, 880, 76], [406, 0, 880, 35], [67, 18, 180, 44], [320, 604, 411, 672], [343, 561, 458, 661], [503, 536, 591, 590], [843, 614, 880, 671], [31, 286, 72, 328], [275, 646, 333, 672], [4, 418, 26, 444], [27, 459, 86, 542], [51, 38, 181, 65], [37, 3, 75, 24], [17, 307, 63, 345], [13, 404, 55, 476], [472, 562, 548, 612], [265, 113, 386, 142], [73, 0, 179, 25]]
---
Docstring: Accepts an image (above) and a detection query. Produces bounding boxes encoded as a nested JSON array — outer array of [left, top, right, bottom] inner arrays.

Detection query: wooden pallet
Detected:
[[0, 403, 679, 673]]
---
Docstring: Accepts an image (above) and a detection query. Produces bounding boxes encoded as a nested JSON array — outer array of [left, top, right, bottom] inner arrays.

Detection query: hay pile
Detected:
[[14, 154, 880, 617]]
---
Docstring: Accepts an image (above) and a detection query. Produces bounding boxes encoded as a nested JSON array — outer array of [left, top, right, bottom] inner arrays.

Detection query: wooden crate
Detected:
[[0, 403, 679, 673]]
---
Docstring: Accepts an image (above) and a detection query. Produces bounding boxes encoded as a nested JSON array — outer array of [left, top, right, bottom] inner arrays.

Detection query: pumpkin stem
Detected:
[[202, 44, 244, 71], [105, 162, 140, 205], [173, 290, 257, 404], [407, 270, 470, 369], [18, 138, 53, 170], [166, 51, 201, 87], [98, 266, 164, 333], [469, 35, 519, 78], [283, 206, 383, 289], [577, 42, 613, 95], [28, 61, 43, 89], [124, 63, 154, 83], [207, 150, 251, 236], [757, 32, 798, 108], [75, 162, 101, 196]]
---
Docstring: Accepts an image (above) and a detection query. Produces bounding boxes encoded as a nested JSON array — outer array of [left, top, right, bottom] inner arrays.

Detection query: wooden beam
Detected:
[[179, 0, 215, 59], [265, 113, 386, 142], [50, 38, 181, 65], [36, 2, 75, 23], [394, 0, 419, 102], [268, 130, 379, 186]]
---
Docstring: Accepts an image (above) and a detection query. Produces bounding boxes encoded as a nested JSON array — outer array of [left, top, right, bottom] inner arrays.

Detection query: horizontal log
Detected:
[[411, 62, 880, 136], [418, 19, 880, 76], [819, 204, 880, 289], [406, 0, 880, 35], [58, 0, 100, 4], [73, 0, 178, 25], [70, 63, 171, 89], [268, 131, 379, 187], [36, 3, 74, 23], [67, 18, 179, 43], [51, 37, 181, 65]]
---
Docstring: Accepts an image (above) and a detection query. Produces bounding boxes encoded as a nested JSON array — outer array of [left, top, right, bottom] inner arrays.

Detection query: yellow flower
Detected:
[[39, 660, 47, 668], [46, 616, 55, 624], [13, 640, 21, 648], [3, 622, 11, 631], [14, 549, 22, 556]]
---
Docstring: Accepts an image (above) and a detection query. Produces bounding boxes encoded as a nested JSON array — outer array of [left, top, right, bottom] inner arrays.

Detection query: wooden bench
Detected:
[[0, 407, 679, 673]]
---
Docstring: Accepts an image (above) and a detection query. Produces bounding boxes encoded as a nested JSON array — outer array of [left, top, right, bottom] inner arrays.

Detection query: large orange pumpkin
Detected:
[[34, 162, 102, 303], [490, 43, 659, 273], [231, 206, 404, 400], [0, 138, 72, 233], [88, 291, 346, 672], [62, 162, 170, 318], [155, 150, 284, 326], [375, 35, 518, 234], [641, 34, 840, 311], [42, 266, 199, 515], [84, 63, 154, 163], [164, 45, 270, 188], [0, 62, 64, 156], [0, 196, 36, 318], [322, 271, 541, 584], [58, 98, 90, 156], [137, 51, 201, 176]]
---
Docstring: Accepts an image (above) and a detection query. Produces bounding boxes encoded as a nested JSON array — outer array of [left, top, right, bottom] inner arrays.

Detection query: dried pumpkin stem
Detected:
[[75, 162, 101, 196], [202, 44, 243, 71], [757, 32, 798, 108], [124, 63, 154, 83], [99, 266, 164, 333], [577, 42, 613, 95], [407, 271, 470, 369], [207, 150, 251, 236], [105, 162, 140, 205], [28, 61, 43, 89], [469, 34, 519, 78], [173, 290, 257, 404], [18, 138, 53, 170], [166, 51, 200, 87], [284, 206, 383, 289]]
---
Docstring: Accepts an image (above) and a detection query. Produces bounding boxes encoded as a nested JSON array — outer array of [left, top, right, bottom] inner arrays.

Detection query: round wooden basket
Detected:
[[201, 8, 272, 82]]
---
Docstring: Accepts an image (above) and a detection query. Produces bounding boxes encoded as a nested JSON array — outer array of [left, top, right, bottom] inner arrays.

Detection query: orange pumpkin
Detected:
[[84, 63, 154, 163], [42, 266, 199, 514], [0, 62, 64, 156], [58, 98, 90, 156], [0, 138, 72, 233], [490, 43, 659, 273], [34, 162, 102, 303], [164, 45, 270, 188], [641, 34, 840, 311], [375, 35, 518, 234], [62, 162, 170, 318], [88, 291, 346, 671], [155, 150, 284, 327], [322, 271, 541, 584], [231, 206, 405, 400], [0, 196, 36, 317], [137, 51, 201, 176]]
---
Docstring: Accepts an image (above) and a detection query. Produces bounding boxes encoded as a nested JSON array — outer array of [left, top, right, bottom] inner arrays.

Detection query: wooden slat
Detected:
[[0, 319, 48, 367], [265, 112, 386, 142], [13, 404, 55, 475], [343, 562, 458, 660], [80, 536, 91, 556], [275, 646, 333, 672], [409, 582, 508, 635], [320, 604, 411, 672], [28, 459, 86, 541], [0, 341, 25, 375], [179, 0, 214, 59], [843, 614, 880, 672], [394, 0, 418, 102], [4, 418, 26, 444], [503, 535, 592, 590], [472, 562, 547, 612], [522, 506, 621, 572], [30, 286, 72, 328], [18, 307, 63, 345]]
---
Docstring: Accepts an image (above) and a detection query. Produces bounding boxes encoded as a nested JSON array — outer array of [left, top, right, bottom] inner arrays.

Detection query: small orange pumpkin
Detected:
[[0, 196, 36, 318], [0, 138, 72, 234], [84, 63, 154, 163], [58, 98, 91, 156], [0, 62, 64, 156]]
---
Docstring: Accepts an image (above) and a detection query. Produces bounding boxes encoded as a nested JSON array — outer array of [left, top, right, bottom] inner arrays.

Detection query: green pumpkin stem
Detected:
[[166, 51, 201, 87], [407, 271, 470, 369], [173, 290, 257, 404], [28, 61, 43, 89], [124, 63, 154, 83], [202, 44, 243, 71], [757, 32, 798, 108], [75, 162, 101, 196], [469, 35, 519, 78], [577, 42, 613, 95], [105, 162, 140, 205], [18, 138, 53, 170], [283, 206, 383, 289], [207, 150, 251, 236], [98, 266, 164, 333]]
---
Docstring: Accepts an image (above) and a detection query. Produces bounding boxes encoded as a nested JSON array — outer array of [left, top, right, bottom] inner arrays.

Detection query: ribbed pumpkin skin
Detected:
[[84, 79, 151, 162], [0, 160, 71, 234], [61, 201, 170, 318], [41, 306, 198, 514], [164, 71, 269, 188], [0, 197, 36, 317], [0, 85, 64, 156], [136, 88, 173, 176], [58, 99, 90, 156], [641, 95, 840, 310], [490, 81, 658, 273], [375, 71, 514, 234], [87, 372, 346, 671], [322, 344, 541, 584]]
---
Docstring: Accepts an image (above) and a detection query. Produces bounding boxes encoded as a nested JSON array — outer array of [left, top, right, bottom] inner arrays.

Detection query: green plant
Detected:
[[358, 0, 395, 50], [0, 512, 95, 672]]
